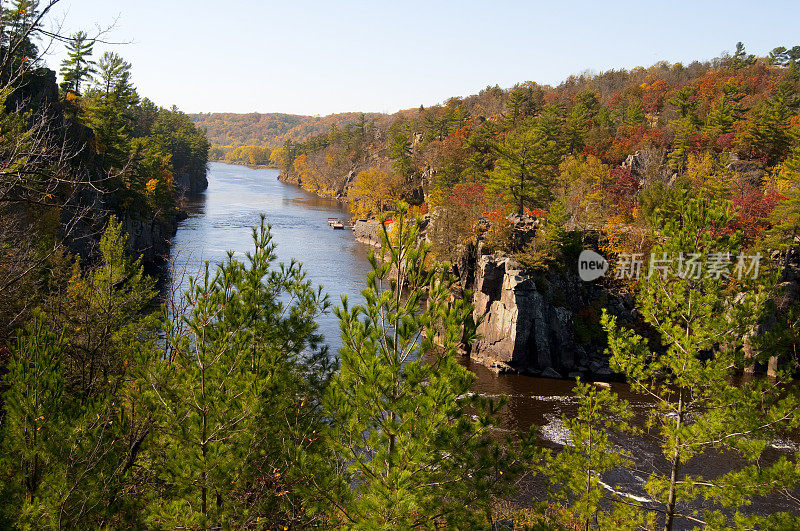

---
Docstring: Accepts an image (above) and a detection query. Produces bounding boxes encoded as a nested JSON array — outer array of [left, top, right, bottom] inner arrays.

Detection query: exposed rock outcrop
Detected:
[[175, 170, 208, 195], [471, 252, 583, 376], [452, 239, 632, 378], [123, 213, 182, 265], [352, 219, 382, 247]]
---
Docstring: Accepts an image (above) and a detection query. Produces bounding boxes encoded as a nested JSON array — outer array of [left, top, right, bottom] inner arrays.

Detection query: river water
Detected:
[[170, 162, 795, 526]]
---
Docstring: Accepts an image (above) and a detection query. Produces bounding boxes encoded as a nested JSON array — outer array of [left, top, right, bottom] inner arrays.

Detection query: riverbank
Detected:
[[207, 158, 278, 170]]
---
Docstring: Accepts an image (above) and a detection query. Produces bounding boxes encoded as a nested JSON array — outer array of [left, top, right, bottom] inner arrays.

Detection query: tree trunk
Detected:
[[664, 392, 684, 531]]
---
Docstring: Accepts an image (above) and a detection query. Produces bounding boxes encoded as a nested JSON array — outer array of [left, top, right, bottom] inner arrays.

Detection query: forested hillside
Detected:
[[189, 111, 388, 164], [277, 43, 800, 262], [0, 0, 209, 345]]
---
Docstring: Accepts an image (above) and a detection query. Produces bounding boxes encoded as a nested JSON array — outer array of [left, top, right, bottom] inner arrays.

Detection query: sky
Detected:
[[44, 0, 800, 116]]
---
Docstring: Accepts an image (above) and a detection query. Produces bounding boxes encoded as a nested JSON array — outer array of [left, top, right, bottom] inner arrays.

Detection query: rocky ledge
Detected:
[[467, 249, 624, 378]]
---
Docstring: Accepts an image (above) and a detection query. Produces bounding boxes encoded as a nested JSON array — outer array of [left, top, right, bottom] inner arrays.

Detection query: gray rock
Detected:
[[352, 219, 382, 247], [541, 367, 562, 379]]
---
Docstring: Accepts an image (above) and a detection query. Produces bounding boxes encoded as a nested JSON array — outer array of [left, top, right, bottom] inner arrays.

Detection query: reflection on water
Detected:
[[170, 163, 794, 527]]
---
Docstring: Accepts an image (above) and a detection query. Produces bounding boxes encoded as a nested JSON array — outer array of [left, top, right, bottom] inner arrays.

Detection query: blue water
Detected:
[[169, 162, 373, 352]]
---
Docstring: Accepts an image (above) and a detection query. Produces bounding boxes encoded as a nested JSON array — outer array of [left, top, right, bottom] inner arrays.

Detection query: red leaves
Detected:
[[603, 166, 640, 211], [524, 207, 548, 218], [449, 183, 487, 211], [730, 186, 784, 242], [481, 207, 511, 225], [642, 79, 670, 114]]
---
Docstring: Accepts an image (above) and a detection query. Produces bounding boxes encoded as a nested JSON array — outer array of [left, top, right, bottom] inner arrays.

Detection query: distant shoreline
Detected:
[[207, 159, 278, 170]]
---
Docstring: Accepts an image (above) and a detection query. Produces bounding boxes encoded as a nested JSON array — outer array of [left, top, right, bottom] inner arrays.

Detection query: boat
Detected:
[[330, 219, 345, 230]]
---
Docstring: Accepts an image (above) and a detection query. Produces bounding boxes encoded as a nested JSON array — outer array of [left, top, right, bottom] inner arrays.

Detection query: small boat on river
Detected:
[[328, 218, 345, 230]]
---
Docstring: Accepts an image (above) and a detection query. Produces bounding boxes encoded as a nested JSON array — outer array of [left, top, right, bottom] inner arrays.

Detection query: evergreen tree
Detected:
[[82, 55, 139, 170], [388, 127, 414, 180], [488, 112, 564, 215], [741, 82, 800, 162], [533, 380, 651, 530], [318, 204, 515, 529], [95, 51, 137, 104], [47, 215, 158, 396], [667, 86, 700, 171], [505, 88, 527, 126], [2, 0, 40, 69], [731, 41, 756, 69], [0, 312, 68, 526], [704, 81, 745, 140], [0, 219, 161, 528], [601, 194, 800, 530], [59, 31, 96, 95], [140, 215, 333, 528]]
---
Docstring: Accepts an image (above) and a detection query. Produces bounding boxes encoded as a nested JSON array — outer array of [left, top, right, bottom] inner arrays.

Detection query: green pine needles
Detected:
[[318, 203, 514, 529], [600, 194, 800, 530], [140, 215, 333, 528]]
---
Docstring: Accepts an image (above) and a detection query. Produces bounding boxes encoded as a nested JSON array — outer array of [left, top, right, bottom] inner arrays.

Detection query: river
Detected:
[[169, 162, 795, 527]]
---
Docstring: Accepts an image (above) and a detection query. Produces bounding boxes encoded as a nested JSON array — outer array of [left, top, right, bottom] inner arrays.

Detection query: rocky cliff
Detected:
[[12, 69, 207, 269], [175, 170, 208, 196], [464, 247, 626, 378]]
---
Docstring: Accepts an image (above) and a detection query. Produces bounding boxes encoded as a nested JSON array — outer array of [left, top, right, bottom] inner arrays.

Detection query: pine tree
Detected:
[[601, 194, 800, 530], [140, 215, 333, 528], [0, 218, 161, 528], [95, 51, 138, 105], [704, 82, 745, 140], [48, 215, 158, 396], [741, 82, 800, 162], [59, 31, 96, 95], [318, 204, 515, 529], [667, 87, 699, 171], [533, 380, 651, 530], [488, 112, 564, 215], [0, 312, 68, 525], [0, 310, 149, 528], [2, 0, 40, 69], [731, 41, 756, 69]]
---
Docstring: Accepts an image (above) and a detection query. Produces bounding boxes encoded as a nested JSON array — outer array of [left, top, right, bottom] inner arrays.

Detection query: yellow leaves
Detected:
[[145, 178, 159, 196], [269, 147, 286, 166], [770, 163, 800, 195], [349, 167, 404, 218], [601, 215, 633, 257]]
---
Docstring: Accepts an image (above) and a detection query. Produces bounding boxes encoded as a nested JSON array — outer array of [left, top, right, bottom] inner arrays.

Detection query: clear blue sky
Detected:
[[45, 0, 800, 116]]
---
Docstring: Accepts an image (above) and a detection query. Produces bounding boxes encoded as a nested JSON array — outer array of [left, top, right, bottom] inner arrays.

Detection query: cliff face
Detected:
[[471, 253, 579, 375], [468, 250, 624, 378], [122, 213, 183, 265], [12, 68, 205, 269], [175, 170, 208, 195]]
